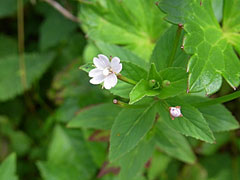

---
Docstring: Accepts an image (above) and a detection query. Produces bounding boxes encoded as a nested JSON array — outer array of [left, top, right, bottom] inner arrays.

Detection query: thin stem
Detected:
[[18, 0, 35, 112], [193, 91, 240, 107], [117, 74, 137, 85], [167, 24, 183, 67], [42, 0, 80, 23], [18, 0, 27, 89]]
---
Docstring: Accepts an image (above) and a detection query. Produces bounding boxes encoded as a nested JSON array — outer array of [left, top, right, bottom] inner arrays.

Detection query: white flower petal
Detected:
[[103, 74, 117, 89], [93, 57, 109, 70], [89, 68, 103, 78], [111, 57, 120, 65], [98, 54, 110, 67], [111, 57, 122, 74], [90, 74, 105, 85]]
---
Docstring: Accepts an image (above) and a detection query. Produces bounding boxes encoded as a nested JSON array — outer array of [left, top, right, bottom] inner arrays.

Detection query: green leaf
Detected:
[[0, 35, 18, 57], [147, 152, 171, 180], [147, 63, 162, 82], [40, 12, 77, 50], [200, 154, 234, 180], [0, 52, 54, 101], [222, 0, 240, 54], [129, 79, 159, 104], [68, 103, 121, 130], [109, 81, 134, 99], [95, 41, 147, 68], [184, 95, 239, 132], [80, 0, 169, 59], [150, 25, 189, 71], [156, 100, 215, 143], [0, 0, 17, 18], [0, 153, 18, 180], [199, 132, 230, 156], [117, 138, 155, 180], [157, 0, 240, 94], [155, 121, 196, 163], [37, 126, 96, 180], [121, 61, 148, 82], [180, 164, 207, 180], [109, 102, 157, 161], [158, 67, 188, 99]]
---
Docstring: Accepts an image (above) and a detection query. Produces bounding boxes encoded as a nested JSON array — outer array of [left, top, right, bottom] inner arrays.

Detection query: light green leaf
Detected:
[[95, 41, 147, 68], [109, 81, 134, 99], [184, 95, 239, 132], [68, 103, 121, 130], [109, 102, 157, 161], [117, 138, 155, 180], [158, 67, 188, 99], [37, 126, 96, 180], [0, 53, 54, 101], [121, 61, 148, 82], [157, 0, 240, 94], [0, 153, 18, 180], [156, 100, 215, 143], [147, 63, 162, 82], [40, 12, 77, 50], [129, 79, 159, 104], [222, 0, 240, 54], [150, 25, 189, 71], [80, 0, 169, 60], [155, 121, 196, 163]]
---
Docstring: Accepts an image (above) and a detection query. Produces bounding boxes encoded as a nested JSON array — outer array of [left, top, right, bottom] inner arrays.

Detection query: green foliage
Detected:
[[80, 0, 169, 59], [68, 103, 121, 130], [37, 126, 96, 180], [0, 153, 18, 180], [1, 0, 240, 179], [40, 12, 77, 50], [0, 0, 17, 18], [109, 102, 157, 161], [157, 0, 240, 94], [155, 122, 196, 163], [0, 53, 54, 101]]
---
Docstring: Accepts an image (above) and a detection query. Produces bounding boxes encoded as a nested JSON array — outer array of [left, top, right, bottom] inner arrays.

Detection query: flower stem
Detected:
[[193, 90, 240, 107], [117, 74, 137, 85], [168, 24, 183, 67]]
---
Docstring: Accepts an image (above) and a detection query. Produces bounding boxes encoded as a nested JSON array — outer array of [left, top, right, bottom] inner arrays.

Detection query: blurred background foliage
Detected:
[[0, 0, 239, 179]]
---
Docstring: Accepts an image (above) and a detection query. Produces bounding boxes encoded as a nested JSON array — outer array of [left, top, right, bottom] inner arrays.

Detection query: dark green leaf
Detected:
[[158, 67, 188, 99], [37, 126, 96, 180], [0, 52, 54, 101], [68, 103, 121, 130], [184, 95, 239, 132], [155, 121, 196, 163], [109, 102, 157, 161], [117, 138, 155, 180], [156, 100, 215, 143], [150, 25, 189, 71], [40, 12, 77, 50]]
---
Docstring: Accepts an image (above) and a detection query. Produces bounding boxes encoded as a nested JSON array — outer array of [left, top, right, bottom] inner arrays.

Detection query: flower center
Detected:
[[103, 67, 111, 76]]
